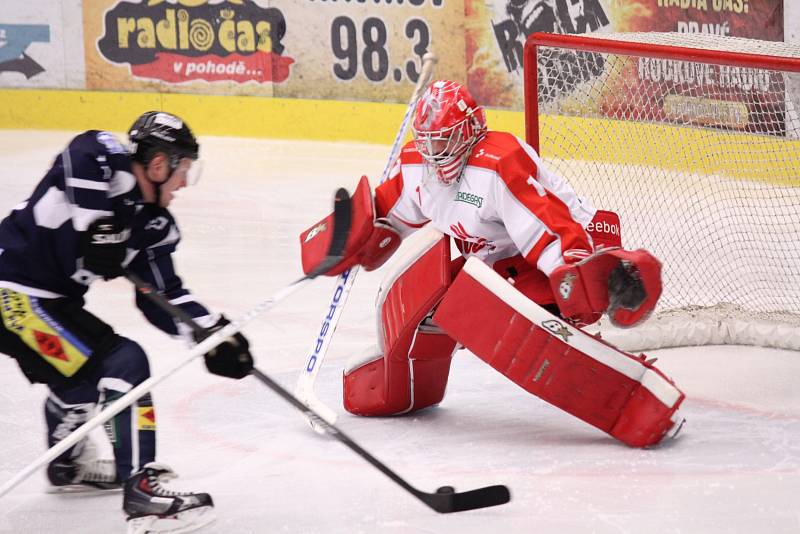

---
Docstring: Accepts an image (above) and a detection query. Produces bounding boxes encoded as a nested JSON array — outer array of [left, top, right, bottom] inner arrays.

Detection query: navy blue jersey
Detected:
[[0, 130, 215, 336]]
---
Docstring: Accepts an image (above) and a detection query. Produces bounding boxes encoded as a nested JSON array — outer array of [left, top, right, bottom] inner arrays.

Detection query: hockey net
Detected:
[[524, 32, 800, 351]]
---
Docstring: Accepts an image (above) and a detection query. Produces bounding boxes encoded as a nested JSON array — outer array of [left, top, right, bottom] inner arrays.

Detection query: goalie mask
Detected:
[[128, 111, 203, 199], [412, 80, 487, 185]]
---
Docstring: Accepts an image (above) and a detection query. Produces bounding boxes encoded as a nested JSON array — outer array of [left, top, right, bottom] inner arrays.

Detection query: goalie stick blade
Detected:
[[416, 484, 511, 514], [307, 187, 352, 279]]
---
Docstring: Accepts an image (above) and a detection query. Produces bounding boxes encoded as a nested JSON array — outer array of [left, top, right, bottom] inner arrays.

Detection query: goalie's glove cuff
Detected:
[[198, 316, 253, 379], [358, 218, 401, 271]]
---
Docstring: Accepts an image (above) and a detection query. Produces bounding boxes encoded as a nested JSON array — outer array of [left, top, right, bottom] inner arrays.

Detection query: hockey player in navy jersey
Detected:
[[0, 111, 252, 533]]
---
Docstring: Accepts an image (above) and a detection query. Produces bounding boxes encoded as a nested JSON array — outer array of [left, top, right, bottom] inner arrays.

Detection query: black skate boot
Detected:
[[124, 462, 215, 534], [47, 457, 121, 492]]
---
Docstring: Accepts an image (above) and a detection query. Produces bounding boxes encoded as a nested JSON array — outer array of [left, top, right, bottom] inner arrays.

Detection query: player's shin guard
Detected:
[[45, 397, 95, 460], [343, 228, 457, 416], [99, 339, 156, 479], [433, 258, 685, 448]]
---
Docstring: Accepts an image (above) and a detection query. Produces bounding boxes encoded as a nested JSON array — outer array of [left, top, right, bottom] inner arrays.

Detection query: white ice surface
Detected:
[[0, 131, 799, 533]]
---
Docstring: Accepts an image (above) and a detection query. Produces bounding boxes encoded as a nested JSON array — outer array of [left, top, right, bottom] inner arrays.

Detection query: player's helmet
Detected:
[[128, 111, 199, 171], [412, 80, 487, 185]]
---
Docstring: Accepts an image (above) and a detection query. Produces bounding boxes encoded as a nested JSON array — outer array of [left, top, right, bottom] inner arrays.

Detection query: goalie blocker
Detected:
[[301, 176, 401, 276]]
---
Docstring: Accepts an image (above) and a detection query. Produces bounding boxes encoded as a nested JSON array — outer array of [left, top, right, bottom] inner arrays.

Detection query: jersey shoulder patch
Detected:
[[95, 131, 129, 155], [134, 206, 180, 250], [400, 142, 424, 165], [467, 132, 524, 172]]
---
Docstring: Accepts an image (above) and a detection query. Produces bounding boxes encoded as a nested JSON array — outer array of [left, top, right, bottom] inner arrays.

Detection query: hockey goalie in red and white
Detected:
[[300, 80, 685, 448]]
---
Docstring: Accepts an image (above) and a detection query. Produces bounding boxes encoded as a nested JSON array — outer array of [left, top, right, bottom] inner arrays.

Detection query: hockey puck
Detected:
[[436, 486, 455, 494]]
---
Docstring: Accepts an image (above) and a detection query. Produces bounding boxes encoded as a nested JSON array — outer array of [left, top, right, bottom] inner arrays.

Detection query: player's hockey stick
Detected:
[[0, 188, 351, 500], [252, 367, 511, 513], [121, 264, 511, 513], [296, 52, 438, 432]]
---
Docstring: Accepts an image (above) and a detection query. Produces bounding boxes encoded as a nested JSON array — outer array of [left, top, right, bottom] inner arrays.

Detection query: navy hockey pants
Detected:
[[0, 289, 156, 480]]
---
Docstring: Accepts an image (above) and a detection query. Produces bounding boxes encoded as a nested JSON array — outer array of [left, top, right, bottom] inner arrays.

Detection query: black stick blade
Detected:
[[418, 484, 511, 513], [307, 187, 352, 278], [327, 187, 352, 260]]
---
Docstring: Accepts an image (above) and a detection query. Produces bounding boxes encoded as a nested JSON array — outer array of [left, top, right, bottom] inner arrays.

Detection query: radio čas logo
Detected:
[[97, 0, 294, 84]]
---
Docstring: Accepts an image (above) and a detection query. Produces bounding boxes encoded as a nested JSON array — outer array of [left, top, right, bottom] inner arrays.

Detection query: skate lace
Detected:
[[79, 459, 118, 483], [148, 472, 188, 497]]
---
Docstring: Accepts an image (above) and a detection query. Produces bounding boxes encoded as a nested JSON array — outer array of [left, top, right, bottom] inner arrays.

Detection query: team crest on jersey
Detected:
[[541, 319, 572, 342], [454, 191, 483, 208], [450, 222, 494, 255]]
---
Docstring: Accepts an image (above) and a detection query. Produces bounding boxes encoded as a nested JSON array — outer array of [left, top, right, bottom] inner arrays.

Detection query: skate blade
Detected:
[[46, 483, 122, 495], [127, 505, 216, 534]]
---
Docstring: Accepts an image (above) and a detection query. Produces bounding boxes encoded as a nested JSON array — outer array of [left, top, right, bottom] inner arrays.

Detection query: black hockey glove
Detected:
[[198, 317, 254, 380], [81, 218, 130, 280]]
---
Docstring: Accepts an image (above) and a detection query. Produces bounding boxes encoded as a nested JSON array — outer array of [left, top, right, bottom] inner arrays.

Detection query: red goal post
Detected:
[[523, 32, 800, 351]]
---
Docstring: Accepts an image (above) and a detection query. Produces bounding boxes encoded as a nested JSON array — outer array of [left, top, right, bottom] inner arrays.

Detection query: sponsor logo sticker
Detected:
[[137, 407, 156, 431], [454, 191, 483, 208], [541, 319, 572, 342], [304, 221, 327, 243]]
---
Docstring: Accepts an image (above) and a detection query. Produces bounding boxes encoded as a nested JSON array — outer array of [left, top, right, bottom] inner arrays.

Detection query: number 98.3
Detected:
[[330, 16, 430, 83]]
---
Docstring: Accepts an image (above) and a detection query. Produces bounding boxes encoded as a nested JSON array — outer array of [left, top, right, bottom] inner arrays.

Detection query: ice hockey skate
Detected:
[[46, 439, 121, 493], [124, 462, 215, 534]]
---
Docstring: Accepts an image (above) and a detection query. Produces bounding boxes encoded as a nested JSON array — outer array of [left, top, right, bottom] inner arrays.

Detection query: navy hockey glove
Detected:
[[81, 218, 130, 280], [199, 317, 253, 379]]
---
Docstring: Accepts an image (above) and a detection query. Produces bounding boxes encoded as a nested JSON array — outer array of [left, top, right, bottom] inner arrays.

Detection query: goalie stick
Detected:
[[0, 188, 351, 500], [122, 266, 511, 513], [296, 52, 439, 432]]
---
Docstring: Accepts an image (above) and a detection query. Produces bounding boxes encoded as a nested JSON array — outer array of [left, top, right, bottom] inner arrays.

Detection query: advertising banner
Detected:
[[0, 0, 85, 89], [467, 0, 784, 110], [272, 0, 465, 101], [85, 0, 287, 96], [84, 0, 466, 102]]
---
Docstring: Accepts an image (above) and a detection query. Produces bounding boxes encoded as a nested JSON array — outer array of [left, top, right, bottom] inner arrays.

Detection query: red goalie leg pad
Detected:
[[343, 229, 456, 416], [406, 327, 458, 409], [433, 258, 684, 447], [610, 365, 686, 447], [343, 328, 457, 416]]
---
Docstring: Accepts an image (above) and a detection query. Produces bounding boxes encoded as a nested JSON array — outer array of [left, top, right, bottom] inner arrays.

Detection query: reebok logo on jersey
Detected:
[[454, 191, 483, 208], [586, 220, 620, 236]]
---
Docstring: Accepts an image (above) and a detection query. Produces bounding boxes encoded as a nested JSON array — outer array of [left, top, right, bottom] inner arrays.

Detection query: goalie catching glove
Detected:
[[196, 316, 254, 379], [300, 175, 401, 276], [550, 247, 662, 328]]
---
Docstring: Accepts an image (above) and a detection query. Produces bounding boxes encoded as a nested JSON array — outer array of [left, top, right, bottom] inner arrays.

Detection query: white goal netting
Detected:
[[527, 32, 800, 350]]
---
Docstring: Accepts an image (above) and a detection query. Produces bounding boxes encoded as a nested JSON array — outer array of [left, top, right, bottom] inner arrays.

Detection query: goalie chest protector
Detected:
[[433, 258, 685, 448]]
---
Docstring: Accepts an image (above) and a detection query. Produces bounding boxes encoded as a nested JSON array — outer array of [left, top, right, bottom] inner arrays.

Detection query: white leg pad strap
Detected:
[[432, 257, 685, 448]]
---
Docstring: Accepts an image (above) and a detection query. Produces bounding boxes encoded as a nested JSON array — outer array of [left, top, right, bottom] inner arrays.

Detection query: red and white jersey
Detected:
[[374, 131, 596, 276]]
